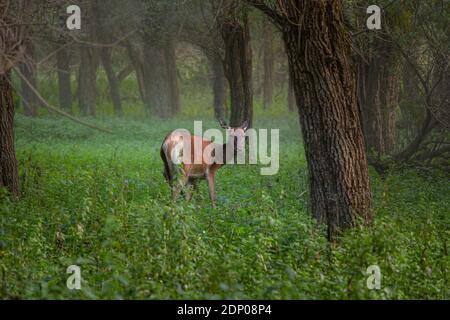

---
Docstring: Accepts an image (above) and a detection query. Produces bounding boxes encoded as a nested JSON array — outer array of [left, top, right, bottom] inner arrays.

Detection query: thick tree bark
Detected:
[[19, 42, 38, 117], [0, 71, 20, 197], [273, 1, 372, 239], [164, 40, 181, 115], [219, 6, 253, 127], [56, 41, 72, 113], [99, 47, 122, 116], [262, 23, 275, 109]]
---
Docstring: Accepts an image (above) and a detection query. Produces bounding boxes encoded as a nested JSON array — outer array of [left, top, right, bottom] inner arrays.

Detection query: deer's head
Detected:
[[219, 119, 249, 154]]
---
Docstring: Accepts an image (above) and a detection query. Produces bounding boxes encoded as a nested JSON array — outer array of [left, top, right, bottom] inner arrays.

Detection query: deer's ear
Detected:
[[241, 119, 249, 131], [219, 119, 228, 129]]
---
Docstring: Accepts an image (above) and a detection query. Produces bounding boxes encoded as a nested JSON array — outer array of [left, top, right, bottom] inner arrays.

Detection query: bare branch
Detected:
[[12, 67, 112, 134]]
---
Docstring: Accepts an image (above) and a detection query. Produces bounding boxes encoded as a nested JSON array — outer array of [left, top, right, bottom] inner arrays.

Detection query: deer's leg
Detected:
[[184, 178, 192, 201], [185, 178, 198, 202], [193, 179, 199, 192], [205, 171, 216, 208], [173, 174, 188, 200]]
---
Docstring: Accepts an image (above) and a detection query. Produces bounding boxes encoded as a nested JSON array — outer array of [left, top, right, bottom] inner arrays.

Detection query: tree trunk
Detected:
[[124, 41, 146, 105], [92, 0, 122, 116], [281, 1, 372, 239], [56, 41, 72, 113], [142, 39, 171, 118], [208, 55, 227, 120], [117, 63, 134, 83], [0, 71, 20, 198], [164, 40, 181, 115], [287, 74, 296, 111], [99, 47, 122, 116], [219, 6, 253, 127], [358, 38, 400, 155], [262, 23, 274, 109], [19, 42, 38, 117], [78, 44, 97, 116], [381, 68, 400, 153], [399, 56, 421, 140], [359, 56, 384, 154]]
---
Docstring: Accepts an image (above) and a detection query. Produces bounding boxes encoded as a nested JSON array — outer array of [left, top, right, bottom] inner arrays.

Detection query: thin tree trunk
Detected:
[[381, 68, 400, 154], [399, 57, 421, 140], [124, 41, 146, 104], [164, 40, 180, 115], [219, 7, 253, 127], [358, 38, 400, 155], [0, 71, 20, 197], [142, 39, 171, 118], [56, 41, 72, 113], [78, 44, 97, 116], [208, 55, 227, 120], [117, 63, 134, 83], [364, 58, 384, 154], [19, 42, 38, 116], [262, 22, 274, 109], [99, 47, 122, 116], [92, 0, 122, 116], [280, 1, 372, 239]]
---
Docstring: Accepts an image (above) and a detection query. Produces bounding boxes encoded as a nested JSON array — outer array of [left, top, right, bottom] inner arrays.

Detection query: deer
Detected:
[[160, 120, 249, 208]]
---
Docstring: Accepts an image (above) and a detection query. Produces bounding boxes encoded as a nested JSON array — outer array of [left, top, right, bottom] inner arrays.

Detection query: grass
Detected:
[[0, 100, 449, 299]]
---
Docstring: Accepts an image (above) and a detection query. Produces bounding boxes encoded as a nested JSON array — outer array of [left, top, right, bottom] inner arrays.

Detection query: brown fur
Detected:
[[160, 122, 247, 207]]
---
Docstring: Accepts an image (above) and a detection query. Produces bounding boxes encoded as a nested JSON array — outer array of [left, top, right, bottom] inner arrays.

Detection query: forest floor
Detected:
[[0, 114, 448, 299]]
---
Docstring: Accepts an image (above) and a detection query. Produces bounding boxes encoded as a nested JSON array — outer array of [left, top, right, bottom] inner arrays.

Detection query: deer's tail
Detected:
[[160, 146, 172, 184]]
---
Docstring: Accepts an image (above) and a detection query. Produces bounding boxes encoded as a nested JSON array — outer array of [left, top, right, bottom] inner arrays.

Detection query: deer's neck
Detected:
[[221, 137, 237, 166]]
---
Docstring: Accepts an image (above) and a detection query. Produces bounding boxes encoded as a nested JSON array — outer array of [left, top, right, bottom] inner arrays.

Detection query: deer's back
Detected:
[[161, 130, 216, 178]]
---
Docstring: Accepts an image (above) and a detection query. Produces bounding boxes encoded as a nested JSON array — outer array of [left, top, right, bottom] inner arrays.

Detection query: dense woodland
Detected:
[[0, 0, 448, 299]]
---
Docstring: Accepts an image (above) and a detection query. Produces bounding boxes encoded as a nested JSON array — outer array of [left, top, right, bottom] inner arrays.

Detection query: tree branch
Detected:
[[12, 67, 112, 134], [246, 0, 284, 26], [414, 145, 450, 162]]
